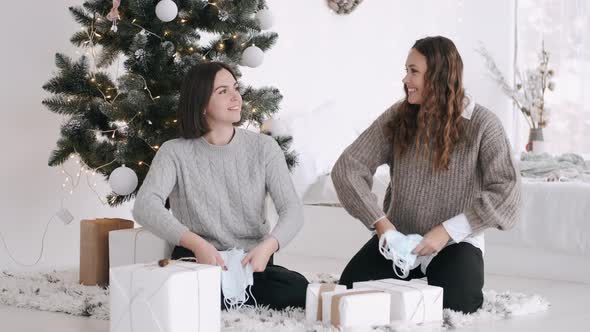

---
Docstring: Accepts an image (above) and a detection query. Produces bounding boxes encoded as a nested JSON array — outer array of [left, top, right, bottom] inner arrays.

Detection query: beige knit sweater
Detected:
[[331, 103, 522, 235]]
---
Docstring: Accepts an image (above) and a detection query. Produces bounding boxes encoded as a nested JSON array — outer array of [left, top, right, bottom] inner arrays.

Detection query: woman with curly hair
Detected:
[[331, 36, 522, 313]]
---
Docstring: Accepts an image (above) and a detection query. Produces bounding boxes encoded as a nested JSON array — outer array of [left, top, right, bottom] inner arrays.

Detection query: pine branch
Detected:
[[42, 95, 88, 115], [97, 44, 121, 68], [54, 53, 73, 70], [48, 139, 76, 167], [69, 6, 94, 26], [248, 32, 278, 51]]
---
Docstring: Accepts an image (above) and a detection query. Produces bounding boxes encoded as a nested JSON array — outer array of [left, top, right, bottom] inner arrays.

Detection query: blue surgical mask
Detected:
[[378, 230, 423, 278], [218, 248, 256, 310]]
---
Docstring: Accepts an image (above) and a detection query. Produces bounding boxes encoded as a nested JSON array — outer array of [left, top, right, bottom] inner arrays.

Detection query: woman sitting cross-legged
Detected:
[[133, 62, 308, 310], [332, 36, 522, 314]]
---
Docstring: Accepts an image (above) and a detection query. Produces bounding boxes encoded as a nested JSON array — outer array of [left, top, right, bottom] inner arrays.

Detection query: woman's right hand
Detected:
[[180, 231, 227, 270]]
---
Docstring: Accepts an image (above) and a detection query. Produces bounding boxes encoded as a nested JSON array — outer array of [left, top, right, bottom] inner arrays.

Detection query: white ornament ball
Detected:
[[240, 45, 264, 68], [255, 9, 274, 30], [261, 118, 290, 137], [109, 165, 138, 196], [155, 0, 178, 22]]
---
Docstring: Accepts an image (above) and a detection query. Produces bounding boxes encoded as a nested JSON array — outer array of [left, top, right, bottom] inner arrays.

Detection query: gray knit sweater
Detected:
[[132, 128, 304, 251], [331, 103, 522, 235]]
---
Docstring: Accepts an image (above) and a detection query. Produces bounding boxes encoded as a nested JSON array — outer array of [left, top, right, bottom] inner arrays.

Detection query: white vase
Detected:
[[527, 128, 547, 154]]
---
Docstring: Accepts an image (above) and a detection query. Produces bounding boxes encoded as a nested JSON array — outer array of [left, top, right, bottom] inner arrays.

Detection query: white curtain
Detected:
[[516, 0, 590, 154]]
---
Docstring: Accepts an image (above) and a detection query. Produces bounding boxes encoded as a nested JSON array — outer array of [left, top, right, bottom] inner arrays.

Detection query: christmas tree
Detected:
[[43, 0, 297, 206]]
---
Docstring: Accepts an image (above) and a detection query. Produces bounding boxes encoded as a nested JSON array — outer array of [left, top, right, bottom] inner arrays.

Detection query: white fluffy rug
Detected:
[[0, 270, 549, 331]]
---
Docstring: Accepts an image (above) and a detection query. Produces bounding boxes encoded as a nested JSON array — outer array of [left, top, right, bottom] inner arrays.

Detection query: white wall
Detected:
[[0, 0, 515, 271], [0, 0, 133, 272]]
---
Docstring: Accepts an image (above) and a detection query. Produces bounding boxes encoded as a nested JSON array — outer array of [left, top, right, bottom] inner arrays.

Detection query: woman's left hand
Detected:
[[412, 224, 450, 256], [241, 237, 279, 272]]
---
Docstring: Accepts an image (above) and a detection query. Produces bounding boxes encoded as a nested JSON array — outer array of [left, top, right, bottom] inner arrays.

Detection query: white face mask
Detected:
[[379, 230, 423, 279], [218, 248, 256, 310]]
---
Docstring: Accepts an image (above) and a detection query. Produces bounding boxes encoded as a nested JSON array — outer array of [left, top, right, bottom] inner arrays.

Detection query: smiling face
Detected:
[[402, 48, 427, 105], [204, 68, 243, 125]]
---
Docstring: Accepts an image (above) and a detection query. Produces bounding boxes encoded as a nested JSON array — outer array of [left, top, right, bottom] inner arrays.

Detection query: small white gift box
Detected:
[[110, 261, 221, 332], [353, 278, 443, 324], [321, 288, 391, 329], [305, 283, 347, 322]]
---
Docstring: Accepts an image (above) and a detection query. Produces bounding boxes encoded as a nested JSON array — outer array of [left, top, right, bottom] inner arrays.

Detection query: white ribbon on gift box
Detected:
[[111, 258, 206, 332]]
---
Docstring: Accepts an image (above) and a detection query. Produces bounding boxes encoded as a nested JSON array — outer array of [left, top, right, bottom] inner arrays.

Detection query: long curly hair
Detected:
[[387, 36, 466, 170]]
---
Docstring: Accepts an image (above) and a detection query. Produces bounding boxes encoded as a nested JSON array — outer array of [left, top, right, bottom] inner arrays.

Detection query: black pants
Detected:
[[339, 235, 484, 314], [171, 246, 309, 310]]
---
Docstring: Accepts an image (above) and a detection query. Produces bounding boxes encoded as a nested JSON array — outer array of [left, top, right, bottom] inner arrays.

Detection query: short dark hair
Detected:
[[177, 62, 238, 138]]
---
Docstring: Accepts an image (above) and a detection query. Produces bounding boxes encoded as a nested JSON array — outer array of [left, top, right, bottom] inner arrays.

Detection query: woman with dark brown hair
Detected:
[[133, 62, 308, 310], [331, 36, 522, 313]]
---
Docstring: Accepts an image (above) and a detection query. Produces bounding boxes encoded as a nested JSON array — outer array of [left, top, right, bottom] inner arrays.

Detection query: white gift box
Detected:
[[110, 261, 221, 332], [321, 288, 391, 328], [353, 278, 443, 324], [109, 227, 172, 268], [305, 283, 347, 322]]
